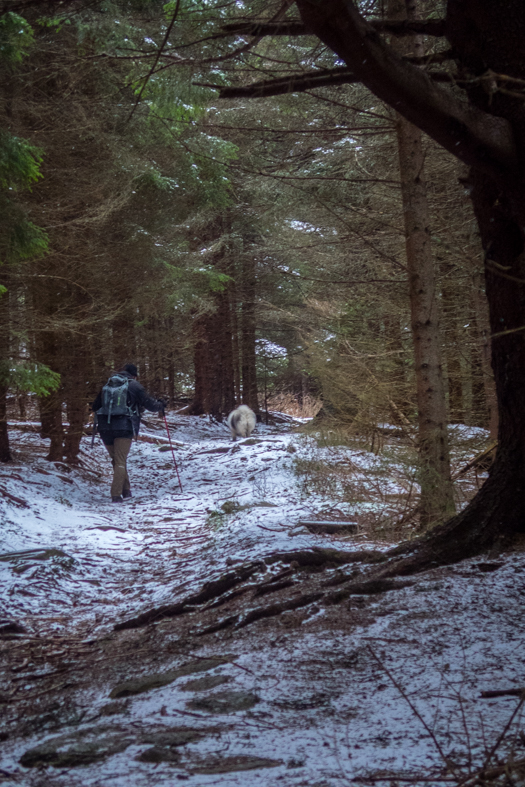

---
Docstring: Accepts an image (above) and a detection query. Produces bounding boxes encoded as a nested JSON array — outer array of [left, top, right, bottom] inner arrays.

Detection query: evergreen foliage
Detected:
[[0, 0, 494, 508]]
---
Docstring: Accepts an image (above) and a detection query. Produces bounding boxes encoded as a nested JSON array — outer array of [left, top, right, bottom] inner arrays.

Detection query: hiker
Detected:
[[92, 364, 166, 502]]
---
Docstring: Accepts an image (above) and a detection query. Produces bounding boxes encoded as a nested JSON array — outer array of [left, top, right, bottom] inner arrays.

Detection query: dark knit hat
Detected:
[[122, 363, 138, 378]]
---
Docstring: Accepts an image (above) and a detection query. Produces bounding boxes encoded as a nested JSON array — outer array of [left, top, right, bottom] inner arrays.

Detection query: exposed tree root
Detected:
[[114, 562, 263, 631], [115, 549, 389, 632], [253, 579, 295, 597], [204, 587, 251, 610], [197, 577, 416, 637], [0, 486, 29, 508], [196, 615, 240, 636], [264, 548, 386, 568], [236, 593, 324, 629]]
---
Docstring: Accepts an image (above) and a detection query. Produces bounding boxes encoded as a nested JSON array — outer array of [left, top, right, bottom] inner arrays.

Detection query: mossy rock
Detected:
[[20, 728, 132, 768], [187, 691, 259, 714], [136, 746, 181, 763], [180, 675, 231, 692], [221, 500, 242, 514], [110, 656, 233, 699], [141, 728, 204, 747]]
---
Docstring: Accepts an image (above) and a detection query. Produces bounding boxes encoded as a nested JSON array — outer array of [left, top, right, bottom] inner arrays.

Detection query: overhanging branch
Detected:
[[195, 67, 358, 98], [222, 18, 447, 37], [194, 56, 458, 101], [294, 0, 516, 177]]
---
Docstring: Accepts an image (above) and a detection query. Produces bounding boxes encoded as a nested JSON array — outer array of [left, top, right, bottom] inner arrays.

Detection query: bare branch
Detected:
[[194, 58, 462, 101], [195, 66, 358, 98], [128, 0, 181, 121]]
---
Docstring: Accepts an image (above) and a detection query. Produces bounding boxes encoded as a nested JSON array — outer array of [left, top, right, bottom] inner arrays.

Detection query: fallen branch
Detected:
[[453, 441, 497, 480], [481, 688, 525, 698]]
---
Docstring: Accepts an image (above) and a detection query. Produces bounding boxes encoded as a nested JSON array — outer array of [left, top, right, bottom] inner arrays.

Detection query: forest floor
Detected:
[[1, 413, 524, 787]]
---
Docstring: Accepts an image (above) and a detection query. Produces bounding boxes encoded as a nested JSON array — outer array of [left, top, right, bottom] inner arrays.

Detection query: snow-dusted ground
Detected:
[[1, 414, 523, 786], [0, 412, 386, 636]]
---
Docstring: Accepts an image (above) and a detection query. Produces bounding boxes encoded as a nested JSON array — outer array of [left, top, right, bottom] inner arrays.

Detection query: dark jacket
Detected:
[[92, 371, 163, 438]]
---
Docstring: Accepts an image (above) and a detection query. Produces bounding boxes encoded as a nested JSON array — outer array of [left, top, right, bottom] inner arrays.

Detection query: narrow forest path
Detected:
[[1, 415, 525, 786], [0, 412, 341, 637]]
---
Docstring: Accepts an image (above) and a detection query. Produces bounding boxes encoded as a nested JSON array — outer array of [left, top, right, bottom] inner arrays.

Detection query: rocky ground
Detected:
[[0, 414, 524, 786]]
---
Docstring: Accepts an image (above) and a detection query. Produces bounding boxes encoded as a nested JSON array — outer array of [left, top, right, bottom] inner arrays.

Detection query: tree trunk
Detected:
[[391, 0, 455, 527], [472, 271, 499, 440], [440, 266, 465, 424], [64, 336, 87, 464], [469, 311, 489, 429], [189, 314, 209, 416], [39, 389, 64, 461], [0, 387, 11, 463], [189, 248, 238, 418], [0, 276, 11, 462], [36, 332, 64, 462], [217, 270, 235, 415], [241, 256, 259, 414], [389, 171, 525, 571], [231, 281, 241, 405]]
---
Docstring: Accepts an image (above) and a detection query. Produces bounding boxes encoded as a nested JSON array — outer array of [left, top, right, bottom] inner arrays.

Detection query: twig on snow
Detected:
[[367, 645, 463, 780], [480, 689, 525, 699]]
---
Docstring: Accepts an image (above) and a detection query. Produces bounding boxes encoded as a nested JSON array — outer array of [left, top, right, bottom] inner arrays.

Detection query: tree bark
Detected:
[[231, 280, 241, 405], [0, 275, 11, 462], [241, 256, 260, 414], [64, 335, 87, 464], [469, 333, 488, 429], [39, 387, 64, 461], [189, 316, 209, 416], [472, 271, 498, 439], [390, 0, 455, 527], [440, 263, 465, 424], [0, 386, 11, 463]]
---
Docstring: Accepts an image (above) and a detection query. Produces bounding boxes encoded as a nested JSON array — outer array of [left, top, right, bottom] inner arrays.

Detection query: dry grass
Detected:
[[265, 392, 322, 419]]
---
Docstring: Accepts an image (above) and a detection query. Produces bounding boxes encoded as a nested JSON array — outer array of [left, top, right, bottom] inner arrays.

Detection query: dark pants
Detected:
[[103, 437, 132, 498]]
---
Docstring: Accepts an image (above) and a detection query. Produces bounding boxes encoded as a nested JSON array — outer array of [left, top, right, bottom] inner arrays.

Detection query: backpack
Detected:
[[97, 374, 134, 424]]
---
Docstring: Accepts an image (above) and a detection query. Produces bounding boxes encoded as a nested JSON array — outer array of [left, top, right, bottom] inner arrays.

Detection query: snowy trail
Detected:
[[0, 413, 334, 636], [2, 416, 525, 787]]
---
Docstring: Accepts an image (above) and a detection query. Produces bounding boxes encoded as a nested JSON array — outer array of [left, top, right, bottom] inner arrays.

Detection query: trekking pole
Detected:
[[163, 411, 183, 492], [91, 413, 98, 448]]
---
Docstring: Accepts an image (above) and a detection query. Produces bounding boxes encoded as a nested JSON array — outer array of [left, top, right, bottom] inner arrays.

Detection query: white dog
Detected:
[[227, 405, 256, 441]]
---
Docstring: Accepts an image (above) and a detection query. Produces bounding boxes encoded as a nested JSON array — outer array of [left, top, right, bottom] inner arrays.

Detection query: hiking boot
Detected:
[[111, 496, 123, 503], [122, 489, 132, 499]]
